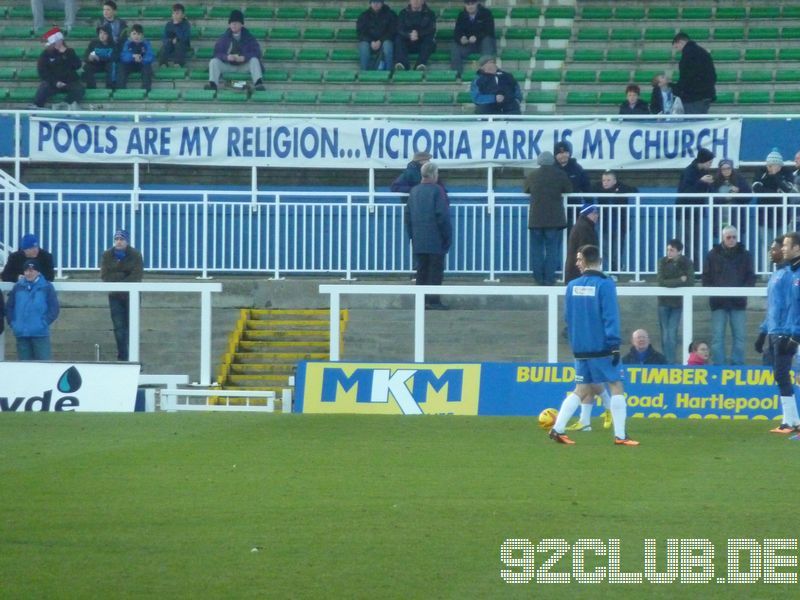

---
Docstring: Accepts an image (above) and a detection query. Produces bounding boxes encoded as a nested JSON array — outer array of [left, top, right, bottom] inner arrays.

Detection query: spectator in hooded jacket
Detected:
[[450, 0, 495, 77], [702, 225, 756, 365], [6, 259, 60, 360], [554, 141, 590, 206], [672, 32, 716, 114], [205, 10, 264, 91], [158, 3, 191, 67], [1, 233, 55, 283], [118, 24, 155, 91], [394, 0, 436, 71], [83, 24, 117, 89], [469, 55, 521, 114], [618, 84, 649, 115], [33, 26, 84, 109], [356, 0, 397, 71]]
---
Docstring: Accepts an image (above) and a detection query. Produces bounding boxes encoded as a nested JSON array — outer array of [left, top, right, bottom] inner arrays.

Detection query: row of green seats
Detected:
[[576, 26, 800, 42], [543, 69, 800, 84], [573, 48, 800, 62], [581, 6, 800, 21], [561, 90, 800, 105]]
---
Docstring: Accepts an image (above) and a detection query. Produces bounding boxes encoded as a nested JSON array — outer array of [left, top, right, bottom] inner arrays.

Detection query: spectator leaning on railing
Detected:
[[1, 234, 55, 283], [100, 229, 143, 362]]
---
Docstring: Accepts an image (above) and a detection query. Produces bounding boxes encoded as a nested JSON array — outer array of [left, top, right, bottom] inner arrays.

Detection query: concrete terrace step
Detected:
[[231, 351, 330, 363], [238, 340, 329, 352], [229, 363, 295, 375], [249, 308, 336, 320], [243, 330, 330, 342], [247, 320, 332, 331]]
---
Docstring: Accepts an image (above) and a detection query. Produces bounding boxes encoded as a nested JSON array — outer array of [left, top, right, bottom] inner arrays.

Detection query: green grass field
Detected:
[[0, 414, 797, 598]]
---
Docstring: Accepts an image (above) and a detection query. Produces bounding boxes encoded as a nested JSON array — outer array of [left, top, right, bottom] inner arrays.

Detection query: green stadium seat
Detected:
[[539, 28, 571, 40], [609, 29, 641, 42], [8, 87, 34, 102], [194, 48, 213, 60], [247, 28, 268, 40], [284, 90, 317, 104], [337, 29, 357, 41], [750, 7, 781, 19], [392, 70, 423, 83], [564, 70, 596, 83], [716, 7, 747, 20], [183, 7, 204, 20], [573, 49, 604, 62], [683, 8, 712, 20], [304, 28, 335, 41], [67, 27, 95, 40], [489, 7, 506, 20], [16, 67, 38, 80], [715, 70, 737, 83], [330, 49, 358, 61], [431, 50, 450, 62], [615, 7, 645, 20], [535, 49, 566, 61], [648, 7, 679, 20], [248, 90, 280, 103], [269, 28, 301, 40], [155, 67, 186, 80], [680, 28, 710, 41], [207, 7, 232, 19], [342, 8, 363, 21], [141, 7, 172, 19], [644, 28, 676, 42], [749, 28, 780, 41], [504, 27, 537, 40], [526, 90, 558, 104], [113, 89, 147, 101], [77, 7, 101, 19], [714, 28, 745, 41], [389, 91, 419, 105], [776, 70, 800, 82], [606, 49, 637, 63], [634, 70, 661, 85], [640, 49, 673, 62], [0, 67, 16, 80], [425, 70, 457, 83], [325, 70, 357, 83], [0, 88, 10, 100], [422, 92, 453, 105], [740, 71, 772, 83], [782, 28, 800, 40], [292, 70, 323, 83], [738, 91, 770, 104], [0, 48, 25, 59], [784, 7, 800, 19], [0, 26, 32, 38], [244, 8, 273, 20], [353, 91, 385, 104], [309, 8, 341, 20], [544, 7, 575, 20], [577, 28, 607, 42], [275, 7, 307, 20], [744, 49, 776, 61], [263, 70, 289, 82], [598, 91, 622, 105], [359, 71, 390, 83], [183, 89, 216, 102], [500, 48, 531, 61], [188, 69, 209, 81], [297, 48, 328, 61], [581, 7, 613, 20], [599, 70, 632, 84], [115, 7, 139, 19], [456, 91, 472, 104], [780, 48, 800, 61], [530, 70, 561, 83], [509, 7, 540, 20], [711, 49, 740, 61], [774, 91, 800, 103], [440, 7, 462, 20], [264, 48, 295, 61], [8, 7, 33, 19], [566, 91, 597, 105], [146, 89, 179, 102], [318, 90, 350, 104]]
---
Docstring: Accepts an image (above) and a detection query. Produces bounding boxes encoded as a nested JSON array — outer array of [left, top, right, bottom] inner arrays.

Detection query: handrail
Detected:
[[0, 281, 222, 385], [319, 284, 766, 364]]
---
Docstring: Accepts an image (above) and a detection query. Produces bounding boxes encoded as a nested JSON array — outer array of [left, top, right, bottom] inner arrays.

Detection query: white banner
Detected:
[[0, 362, 140, 412], [28, 116, 742, 170]]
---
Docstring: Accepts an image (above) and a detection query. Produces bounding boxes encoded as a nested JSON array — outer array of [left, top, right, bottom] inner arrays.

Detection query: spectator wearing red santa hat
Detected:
[[33, 26, 84, 110]]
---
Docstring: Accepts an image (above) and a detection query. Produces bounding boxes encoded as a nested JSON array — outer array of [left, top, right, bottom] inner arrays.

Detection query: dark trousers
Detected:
[[119, 62, 153, 91], [33, 80, 84, 107], [394, 35, 436, 69], [158, 40, 190, 66], [415, 253, 445, 306], [109, 293, 130, 361], [770, 334, 794, 396], [83, 61, 115, 88]]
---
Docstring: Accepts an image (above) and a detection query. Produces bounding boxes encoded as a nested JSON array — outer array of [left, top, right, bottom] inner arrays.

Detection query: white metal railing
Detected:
[[319, 284, 767, 364], [0, 281, 222, 385], [161, 388, 279, 412]]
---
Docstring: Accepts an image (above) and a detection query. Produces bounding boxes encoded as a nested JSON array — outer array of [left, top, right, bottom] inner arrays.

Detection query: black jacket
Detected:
[[618, 99, 649, 115], [453, 4, 494, 42], [397, 3, 436, 41], [356, 4, 398, 42], [675, 41, 716, 103], [622, 344, 668, 365], [37, 47, 82, 84], [525, 165, 572, 229], [470, 69, 521, 113], [1, 248, 56, 282], [702, 243, 755, 311], [564, 214, 598, 283], [678, 162, 714, 205]]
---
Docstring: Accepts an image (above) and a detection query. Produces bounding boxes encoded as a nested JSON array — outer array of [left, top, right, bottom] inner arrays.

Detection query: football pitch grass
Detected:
[[0, 414, 796, 599]]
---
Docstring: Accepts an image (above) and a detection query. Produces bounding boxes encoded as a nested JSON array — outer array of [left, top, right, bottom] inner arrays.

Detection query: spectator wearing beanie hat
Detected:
[[752, 147, 798, 230], [564, 201, 600, 284], [677, 147, 716, 269], [205, 9, 264, 92], [6, 258, 60, 360], [32, 26, 85, 109], [711, 158, 751, 232], [100, 229, 144, 361], [1, 233, 56, 282]]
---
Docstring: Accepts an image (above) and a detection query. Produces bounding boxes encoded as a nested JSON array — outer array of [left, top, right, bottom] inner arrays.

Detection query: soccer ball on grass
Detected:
[[538, 408, 558, 430]]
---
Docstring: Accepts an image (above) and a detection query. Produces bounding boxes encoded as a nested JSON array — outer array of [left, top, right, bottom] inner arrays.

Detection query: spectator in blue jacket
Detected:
[[205, 10, 264, 91], [83, 25, 117, 89], [356, 0, 397, 71], [470, 55, 521, 115], [6, 259, 60, 360], [119, 24, 155, 91], [450, 0, 495, 77], [158, 3, 191, 67]]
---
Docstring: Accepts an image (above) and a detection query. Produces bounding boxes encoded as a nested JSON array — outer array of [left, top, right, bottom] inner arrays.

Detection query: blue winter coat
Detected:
[[405, 182, 451, 254], [120, 39, 155, 65], [761, 263, 791, 334], [565, 269, 621, 356], [6, 275, 59, 338]]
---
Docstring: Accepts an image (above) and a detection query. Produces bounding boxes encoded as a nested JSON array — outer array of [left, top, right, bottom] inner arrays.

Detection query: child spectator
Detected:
[[687, 340, 710, 365], [119, 24, 155, 91], [158, 3, 191, 67], [97, 0, 128, 48], [618, 84, 649, 115], [649, 73, 683, 115], [33, 27, 84, 109], [83, 24, 117, 89]]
